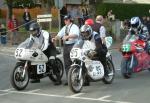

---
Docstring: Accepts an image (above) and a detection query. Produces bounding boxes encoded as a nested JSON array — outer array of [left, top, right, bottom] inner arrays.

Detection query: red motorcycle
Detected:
[[121, 34, 150, 79]]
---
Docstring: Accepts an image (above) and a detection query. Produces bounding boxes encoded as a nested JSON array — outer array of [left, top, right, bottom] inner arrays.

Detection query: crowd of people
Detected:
[[0, 8, 31, 46]]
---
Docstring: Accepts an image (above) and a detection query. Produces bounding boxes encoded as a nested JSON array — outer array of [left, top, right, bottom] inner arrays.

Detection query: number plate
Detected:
[[37, 64, 46, 74], [70, 48, 81, 59], [15, 48, 24, 57]]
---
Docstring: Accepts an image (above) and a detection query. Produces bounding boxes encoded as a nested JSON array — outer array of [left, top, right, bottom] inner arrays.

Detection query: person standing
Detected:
[[60, 5, 67, 27], [8, 14, 19, 45], [0, 24, 7, 45], [23, 8, 31, 31], [52, 15, 80, 85], [92, 15, 107, 45]]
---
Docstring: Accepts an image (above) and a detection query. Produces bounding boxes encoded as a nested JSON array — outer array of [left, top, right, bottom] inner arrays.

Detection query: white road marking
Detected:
[[0, 92, 11, 96], [0, 89, 133, 103], [27, 89, 41, 93], [98, 95, 111, 100], [4, 88, 14, 91], [67, 93, 85, 97]]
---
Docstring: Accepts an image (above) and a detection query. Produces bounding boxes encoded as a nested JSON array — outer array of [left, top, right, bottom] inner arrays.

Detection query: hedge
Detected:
[[96, 3, 150, 20]]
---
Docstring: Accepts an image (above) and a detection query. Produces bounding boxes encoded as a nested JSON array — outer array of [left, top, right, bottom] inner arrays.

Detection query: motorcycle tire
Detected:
[[102, 58, 115, 84], [68, 65, 83, 93], [49, 58, 64, 82], [10, 62, 29, 90], [121, 58, 132, 79]]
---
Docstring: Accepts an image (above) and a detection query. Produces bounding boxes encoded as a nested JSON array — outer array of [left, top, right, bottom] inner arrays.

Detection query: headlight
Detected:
[[121, 43, 131, 52]]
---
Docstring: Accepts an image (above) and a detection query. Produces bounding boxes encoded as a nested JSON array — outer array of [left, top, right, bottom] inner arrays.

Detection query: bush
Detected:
[[96, 3, 150, 20]]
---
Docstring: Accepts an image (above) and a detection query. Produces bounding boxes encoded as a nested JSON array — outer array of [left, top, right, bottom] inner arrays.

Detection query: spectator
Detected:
[[82, 7, 89, 23], [141, 16, 147, 25], [8, 14, 19, 45], [92, 15, 107, 45], [0, 24, 7, 45], [23, 7, 31, 31], [146, 16, 150, 34], [52, 15, 80, 86], [60, 5, 67, 27], [85, 18, 94, 26], [107, 10, 115, 21], [77, 7, 84, 28]]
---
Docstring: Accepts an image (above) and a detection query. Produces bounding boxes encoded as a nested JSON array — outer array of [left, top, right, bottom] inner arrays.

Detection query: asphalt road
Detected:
[[0, 50, 150, 103]]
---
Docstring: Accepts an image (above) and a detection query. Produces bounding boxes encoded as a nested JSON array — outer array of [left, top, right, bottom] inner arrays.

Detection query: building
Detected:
[[103, 0, 150, 4]]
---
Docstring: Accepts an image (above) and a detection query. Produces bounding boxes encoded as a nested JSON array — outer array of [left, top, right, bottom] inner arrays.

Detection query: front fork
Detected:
[[72, 61, 83, 80], [129, 54, 134, 69], [22, 61, 28, 78], [78, 62, 83, 80]]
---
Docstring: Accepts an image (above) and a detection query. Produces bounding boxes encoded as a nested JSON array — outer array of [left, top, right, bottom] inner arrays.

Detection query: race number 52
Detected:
[[15, 48, 23, 57]]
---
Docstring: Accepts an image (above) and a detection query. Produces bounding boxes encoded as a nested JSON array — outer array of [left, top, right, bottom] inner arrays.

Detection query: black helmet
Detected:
[[29, 23, 40, 37]]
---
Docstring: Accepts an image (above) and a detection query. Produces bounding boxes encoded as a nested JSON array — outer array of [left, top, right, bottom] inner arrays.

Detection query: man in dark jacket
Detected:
[[23, 8, 31, 31]]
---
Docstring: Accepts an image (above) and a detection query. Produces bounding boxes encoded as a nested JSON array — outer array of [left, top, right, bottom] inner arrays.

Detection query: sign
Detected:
[[54, 0, 64, 9], [37, 14, 52, 23]]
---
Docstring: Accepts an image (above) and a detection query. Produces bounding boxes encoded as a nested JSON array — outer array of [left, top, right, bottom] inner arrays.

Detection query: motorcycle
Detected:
[[68, 36, 115, 93], [121, 34, 150, 79], [10, 38, 64, 90]]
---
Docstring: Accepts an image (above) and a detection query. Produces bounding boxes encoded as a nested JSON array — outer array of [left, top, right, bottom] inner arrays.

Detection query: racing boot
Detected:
[[83, 74, 90, 86], [30, 79, 40, 83]]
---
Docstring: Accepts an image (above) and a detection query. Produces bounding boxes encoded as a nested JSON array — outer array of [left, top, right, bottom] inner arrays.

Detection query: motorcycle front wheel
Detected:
[[10, 62, 29, 90], [49, 58, 64, 82], [102, 58, 115, 84], [68, 65, 83, 93]]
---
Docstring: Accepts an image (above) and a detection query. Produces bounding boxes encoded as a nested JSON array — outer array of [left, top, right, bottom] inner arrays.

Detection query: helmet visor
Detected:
[[81, 31, 90, 39], [29, 29, 37, 37], [131, 22, 139, 28]]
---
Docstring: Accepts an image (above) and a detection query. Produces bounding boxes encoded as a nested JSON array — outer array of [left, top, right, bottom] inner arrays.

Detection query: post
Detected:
[[58, 9, 61, 31]]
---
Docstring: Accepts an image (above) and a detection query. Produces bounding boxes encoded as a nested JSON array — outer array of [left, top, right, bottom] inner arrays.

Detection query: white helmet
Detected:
[[130, 17, 141, 29], [80, 25, 93, 40]]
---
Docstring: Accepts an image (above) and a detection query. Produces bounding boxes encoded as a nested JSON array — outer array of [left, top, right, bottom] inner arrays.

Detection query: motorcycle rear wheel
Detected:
[[102, 58, 115, 84], [49, 58, 64, 82], [68, 65, 83, 93], [10, 62, 29, 90], [121, 58, 132, 79]]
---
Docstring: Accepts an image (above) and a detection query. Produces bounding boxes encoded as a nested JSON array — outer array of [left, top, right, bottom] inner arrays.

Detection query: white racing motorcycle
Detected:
[[10, 38, 64, 90], [68, 36, 115, 93]]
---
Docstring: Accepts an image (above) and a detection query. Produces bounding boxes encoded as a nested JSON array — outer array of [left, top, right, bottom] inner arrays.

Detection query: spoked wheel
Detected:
[[49, 58, 64, 82], [102, 58, 115, 84], [10, 62, 29, 90], [68, 65, 83, 93], [121, 58, 133, 79]]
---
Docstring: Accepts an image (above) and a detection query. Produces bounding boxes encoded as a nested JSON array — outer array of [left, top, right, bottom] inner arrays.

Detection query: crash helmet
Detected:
[[29, 22, 40, 37], [130, 17, 141, 29], [80, 25, 93, 40]]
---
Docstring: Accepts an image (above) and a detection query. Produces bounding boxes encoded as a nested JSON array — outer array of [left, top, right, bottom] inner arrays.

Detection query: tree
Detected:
[[5, 0, 13, 19], [39, 0, 55, 13], [5, 0, 35, 19]]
